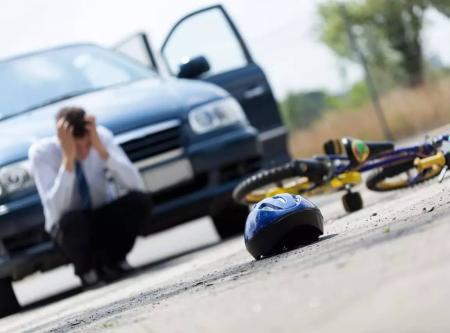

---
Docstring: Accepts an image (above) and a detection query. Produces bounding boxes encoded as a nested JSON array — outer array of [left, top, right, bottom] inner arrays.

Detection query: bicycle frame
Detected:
[[331, 142, 437, 175]]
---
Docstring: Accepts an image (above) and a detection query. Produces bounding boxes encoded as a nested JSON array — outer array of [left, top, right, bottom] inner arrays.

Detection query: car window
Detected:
[[114, 34, 157, 70], [0, 45, 154, 119], [162, 8, 248, 77]]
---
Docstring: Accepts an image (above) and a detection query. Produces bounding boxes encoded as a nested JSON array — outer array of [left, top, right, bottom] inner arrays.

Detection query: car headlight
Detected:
[[188, 97, 247, 134], [0, 160, 35, 198]]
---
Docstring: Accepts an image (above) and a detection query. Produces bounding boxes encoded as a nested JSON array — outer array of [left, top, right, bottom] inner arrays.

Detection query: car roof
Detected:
[[0, 43, 103, 64]]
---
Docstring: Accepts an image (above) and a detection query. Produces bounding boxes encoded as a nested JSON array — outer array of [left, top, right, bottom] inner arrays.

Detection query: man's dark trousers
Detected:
[[52, 191, 151, 276]]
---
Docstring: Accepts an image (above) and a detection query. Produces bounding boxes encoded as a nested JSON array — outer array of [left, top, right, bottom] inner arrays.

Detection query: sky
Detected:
[[1, 0, 450, 99]]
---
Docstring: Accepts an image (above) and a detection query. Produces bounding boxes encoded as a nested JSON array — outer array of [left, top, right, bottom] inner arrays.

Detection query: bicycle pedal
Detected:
[[438, 166, 448, 183]]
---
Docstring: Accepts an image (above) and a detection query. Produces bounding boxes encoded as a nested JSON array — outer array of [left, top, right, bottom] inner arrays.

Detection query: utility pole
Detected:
[[339, 3, 393, 140]]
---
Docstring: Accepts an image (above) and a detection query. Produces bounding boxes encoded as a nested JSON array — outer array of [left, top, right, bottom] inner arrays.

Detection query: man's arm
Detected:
[[87, 118, 145, 192], [29, 145, 76, 223], [30, 119, 79, 225]]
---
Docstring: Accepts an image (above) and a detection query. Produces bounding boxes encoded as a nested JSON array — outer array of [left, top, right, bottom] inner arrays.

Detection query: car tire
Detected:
[[212, 202, 249, 240], [0, 277, 20, 318]]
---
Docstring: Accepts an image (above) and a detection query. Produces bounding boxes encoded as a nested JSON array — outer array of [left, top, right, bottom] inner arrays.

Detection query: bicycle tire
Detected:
[[233, 159, 329, 205], [366, 159, 440, 192]]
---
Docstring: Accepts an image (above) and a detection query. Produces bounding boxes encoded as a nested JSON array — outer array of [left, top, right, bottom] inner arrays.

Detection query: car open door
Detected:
[[113, 32, 160, 73], [160, 5, 289, 165]]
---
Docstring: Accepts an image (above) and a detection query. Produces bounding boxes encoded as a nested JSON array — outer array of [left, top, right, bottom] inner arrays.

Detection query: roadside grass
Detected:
[[289, 79, 450, 157]]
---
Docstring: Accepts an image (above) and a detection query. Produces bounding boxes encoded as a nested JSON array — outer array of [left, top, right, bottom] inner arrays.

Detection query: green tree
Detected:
[[319, 0, 450, 87], [280, 91, 326, 130], [431, 0, 450, 17], [325, 81, 370, 109]]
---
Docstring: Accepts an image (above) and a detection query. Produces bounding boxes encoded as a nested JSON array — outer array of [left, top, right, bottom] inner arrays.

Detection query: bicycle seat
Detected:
[[324, 137, 394, 164]]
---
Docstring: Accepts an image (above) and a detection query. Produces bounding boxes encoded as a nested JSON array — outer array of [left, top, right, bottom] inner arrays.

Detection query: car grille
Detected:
[[119, 122, 182, 162]]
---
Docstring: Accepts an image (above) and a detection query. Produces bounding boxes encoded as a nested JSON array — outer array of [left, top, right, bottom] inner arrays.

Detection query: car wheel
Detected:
[[212, 202, 249, 240], [0, 277, 20, 318]]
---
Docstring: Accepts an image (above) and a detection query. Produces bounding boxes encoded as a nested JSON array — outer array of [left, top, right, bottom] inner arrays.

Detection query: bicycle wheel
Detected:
[[366, 159, 442, 192], [233, 159, 329, 205]]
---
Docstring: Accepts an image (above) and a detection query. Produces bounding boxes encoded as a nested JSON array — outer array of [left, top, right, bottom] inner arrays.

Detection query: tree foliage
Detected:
[[280, 91, 326, 130], [279, 82, 371, 130], [319, 0, 450, 87]]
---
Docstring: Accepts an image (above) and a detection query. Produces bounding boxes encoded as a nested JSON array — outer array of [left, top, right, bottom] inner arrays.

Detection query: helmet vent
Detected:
[[273, 195, 287, 204], [259, 203, 282, 211]]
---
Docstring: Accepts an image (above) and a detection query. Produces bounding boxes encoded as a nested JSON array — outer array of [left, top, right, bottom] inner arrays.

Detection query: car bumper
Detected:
[[0, 194, 44, 240], [0, 241, 66, 280], [144, 125, 262, 233]]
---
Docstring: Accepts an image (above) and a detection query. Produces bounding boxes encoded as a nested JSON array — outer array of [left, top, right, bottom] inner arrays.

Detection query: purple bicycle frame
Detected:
[[331, 143, 437, 175]]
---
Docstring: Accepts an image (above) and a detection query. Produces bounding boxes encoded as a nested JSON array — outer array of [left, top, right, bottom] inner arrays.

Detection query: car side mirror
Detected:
[[177, 56, 210, 79]]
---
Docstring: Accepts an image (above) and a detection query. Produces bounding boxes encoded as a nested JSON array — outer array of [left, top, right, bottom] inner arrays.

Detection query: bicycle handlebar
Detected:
[[432, 134, 450, 147]]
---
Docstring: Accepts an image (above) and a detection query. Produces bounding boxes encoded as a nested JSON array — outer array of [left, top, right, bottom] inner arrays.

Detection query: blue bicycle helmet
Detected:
[[245, 193, 324, 259]]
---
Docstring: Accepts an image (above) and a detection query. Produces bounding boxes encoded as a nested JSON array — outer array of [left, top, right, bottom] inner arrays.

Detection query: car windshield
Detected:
[[0, 45, 154, 120]]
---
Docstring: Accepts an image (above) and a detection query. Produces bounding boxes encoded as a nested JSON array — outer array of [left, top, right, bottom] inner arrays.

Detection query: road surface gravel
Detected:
[[1, 133, 450, 333]]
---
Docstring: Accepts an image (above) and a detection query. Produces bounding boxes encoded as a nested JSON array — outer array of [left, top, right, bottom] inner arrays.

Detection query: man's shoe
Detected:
[[100, 260, 134, 282], [115, 260, 134, 273], [80, 270, 102, 289]]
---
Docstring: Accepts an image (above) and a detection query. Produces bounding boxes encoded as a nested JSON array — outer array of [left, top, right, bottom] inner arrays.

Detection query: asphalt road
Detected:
[[1, 132, 450, 332]]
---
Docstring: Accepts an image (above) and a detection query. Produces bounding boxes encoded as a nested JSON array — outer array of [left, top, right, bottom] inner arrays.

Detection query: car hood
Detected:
[[0, 78, 228, 165]]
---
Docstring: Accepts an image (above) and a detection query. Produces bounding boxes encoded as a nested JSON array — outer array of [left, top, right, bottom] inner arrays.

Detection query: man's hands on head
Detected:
[[57, 119, 77, 172], [85, 115, 109, 161], [57, 114, 109, 172]]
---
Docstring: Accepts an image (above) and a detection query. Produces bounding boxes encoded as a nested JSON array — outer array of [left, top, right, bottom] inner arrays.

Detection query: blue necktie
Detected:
[[75, 161, 92, 210]]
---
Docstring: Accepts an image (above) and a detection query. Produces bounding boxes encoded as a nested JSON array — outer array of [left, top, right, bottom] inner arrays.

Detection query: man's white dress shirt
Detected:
[[29, 126, 145, 232]]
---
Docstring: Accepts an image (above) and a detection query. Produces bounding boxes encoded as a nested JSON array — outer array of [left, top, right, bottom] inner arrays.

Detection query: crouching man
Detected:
[[29, 106, 151, 287]]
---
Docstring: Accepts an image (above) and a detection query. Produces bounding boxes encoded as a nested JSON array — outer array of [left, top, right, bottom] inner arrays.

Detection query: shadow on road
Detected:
[[18, 241, 220, 314]]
